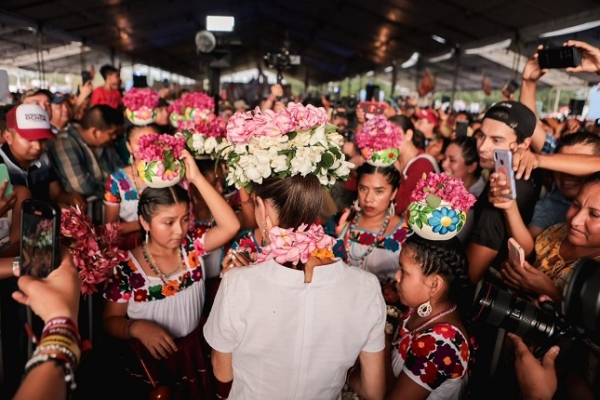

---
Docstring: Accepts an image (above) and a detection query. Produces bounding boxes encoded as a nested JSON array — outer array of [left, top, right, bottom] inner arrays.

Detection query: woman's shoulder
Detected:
[[536, 222, 568, 246]]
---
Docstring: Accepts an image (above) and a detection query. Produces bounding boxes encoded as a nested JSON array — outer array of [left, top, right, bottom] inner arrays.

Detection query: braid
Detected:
[[403, 235, 476, 340]]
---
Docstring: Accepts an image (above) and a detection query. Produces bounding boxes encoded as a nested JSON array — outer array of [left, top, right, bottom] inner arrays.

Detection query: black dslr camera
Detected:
[[473, 258, 600, 358]]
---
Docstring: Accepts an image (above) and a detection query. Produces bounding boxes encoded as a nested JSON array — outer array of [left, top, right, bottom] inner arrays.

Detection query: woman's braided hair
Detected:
[[403, 234, 475, 337]]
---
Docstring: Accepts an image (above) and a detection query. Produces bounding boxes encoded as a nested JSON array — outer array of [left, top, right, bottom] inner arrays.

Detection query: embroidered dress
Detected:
[[104, 168, 140, 223], [325, 217, 408, 282], [391, 310, 469, 400], [229, 228, 261, 254], [103, 234, 219, 400]]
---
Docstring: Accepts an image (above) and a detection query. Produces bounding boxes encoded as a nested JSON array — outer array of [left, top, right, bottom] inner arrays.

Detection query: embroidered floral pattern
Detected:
[[103, 236, 204, 303], [104, 169, 139, 204], [393, 321, 469, 390], [328, 224, 408, 260]]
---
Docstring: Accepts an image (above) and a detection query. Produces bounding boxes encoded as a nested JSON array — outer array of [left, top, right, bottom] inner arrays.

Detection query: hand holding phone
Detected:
[[538, 46, 581, 69], [455, 120, 469, 138], [359, 101, 387, 120], [494, 149, 517, 200], [508, 237, 525, 268], [20, 200, 61, 278]]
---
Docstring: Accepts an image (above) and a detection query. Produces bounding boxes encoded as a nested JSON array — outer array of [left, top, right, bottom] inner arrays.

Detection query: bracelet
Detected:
[[43, 318, 80, 342], [43, 327, 80, 345], [25, 352, 77, 391], [34, 344, 80, 368]]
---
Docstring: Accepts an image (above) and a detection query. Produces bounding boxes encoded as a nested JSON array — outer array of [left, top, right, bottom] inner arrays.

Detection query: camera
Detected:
[[473, 258, 600, 357], [339, 95, 358, 115]]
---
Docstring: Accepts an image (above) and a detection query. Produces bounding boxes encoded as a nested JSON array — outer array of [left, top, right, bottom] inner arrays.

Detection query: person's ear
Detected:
[[404, 129, 413, 142], [522, 137, 532, 150], [466, 161, 478, 175], [428, 274, 446, 298], [3, 129, 13, 145], [139, 216, 150, 233]]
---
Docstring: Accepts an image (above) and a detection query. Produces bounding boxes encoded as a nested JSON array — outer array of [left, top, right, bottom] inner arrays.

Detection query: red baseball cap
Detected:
[[6, 104, 55, 141], [416, 109, 440, 127]]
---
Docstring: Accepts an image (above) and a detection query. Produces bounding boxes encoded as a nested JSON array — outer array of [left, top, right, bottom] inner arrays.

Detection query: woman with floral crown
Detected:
[[204, 102, 386, 399]]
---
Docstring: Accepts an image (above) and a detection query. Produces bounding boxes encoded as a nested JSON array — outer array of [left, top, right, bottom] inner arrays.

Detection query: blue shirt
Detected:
[[528, 188, 571, 231]]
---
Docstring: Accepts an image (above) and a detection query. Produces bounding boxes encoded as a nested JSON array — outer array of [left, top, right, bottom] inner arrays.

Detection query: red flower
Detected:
[[388, 152, 395, 159], [411, 334, 436, 358], [420, 360, 439, 385], [133, 289, 148, 302], [460, 341, 469, 361], [398, 336, 410, 359], [358, 232, 375, 245], [451, 363, 465, 379], [433, 324, 457, 340]]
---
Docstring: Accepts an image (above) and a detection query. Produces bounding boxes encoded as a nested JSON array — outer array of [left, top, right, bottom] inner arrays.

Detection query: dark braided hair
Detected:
[[402, 234, 475, 336]]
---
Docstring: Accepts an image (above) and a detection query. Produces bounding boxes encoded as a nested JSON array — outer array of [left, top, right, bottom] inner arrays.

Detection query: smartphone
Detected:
[[507, 237, 525, 267], [359, 101, 386, 120], [538, 47, 581, 69], [456, 120, 469, 138], [493, 149, 517, 200], [504, 80, 520, 96], [81, 70, 91, 84], [0, 164, 13, 197], [20, 199, 61, 278]]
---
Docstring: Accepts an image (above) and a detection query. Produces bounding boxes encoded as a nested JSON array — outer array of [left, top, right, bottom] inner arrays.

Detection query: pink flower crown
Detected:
[[355, 115, 403, 165], [134, 133, 186, 162], [123, 88, 160, 111], [410, 172, 476, 212], [256, 224, 336, 267]]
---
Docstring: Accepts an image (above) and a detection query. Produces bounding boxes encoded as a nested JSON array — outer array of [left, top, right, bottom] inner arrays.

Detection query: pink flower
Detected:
[[134, 133, 186, 162], [226, 110, 255, 143], [356, 115, 403, 152], [286, 103, 328, 130], [410, 172, 477, 212], [123, 88, 160, 111]]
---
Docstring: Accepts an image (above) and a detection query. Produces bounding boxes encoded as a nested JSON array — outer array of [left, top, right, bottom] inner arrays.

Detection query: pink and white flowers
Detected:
[[355, 115, 403, 165], [256, 224, 336, 267], [410, 172, 477, 212], [224, 102, 353, 191], [135, 133, 186, 188], [61, 206, 127, 296]]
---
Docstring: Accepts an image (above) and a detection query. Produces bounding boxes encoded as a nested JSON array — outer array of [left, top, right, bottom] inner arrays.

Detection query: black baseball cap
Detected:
[[483, 101, 536, 139]]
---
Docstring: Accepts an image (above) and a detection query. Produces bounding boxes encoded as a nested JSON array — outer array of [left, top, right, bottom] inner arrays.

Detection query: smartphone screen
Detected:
[[493, 149, 517, 200], [20, 200, 60, 277], [456, 121, 469, 138], [359, 101, 386, 120], [0, 164, 13, 197], [81, 70, 92, 84]]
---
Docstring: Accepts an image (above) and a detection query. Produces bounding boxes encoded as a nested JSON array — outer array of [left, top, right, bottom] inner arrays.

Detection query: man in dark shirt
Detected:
[[467, 101, 538, 284]]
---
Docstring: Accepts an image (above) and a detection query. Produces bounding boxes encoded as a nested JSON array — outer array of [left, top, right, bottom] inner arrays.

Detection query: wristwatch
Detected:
[[12, 256, 20, 271]]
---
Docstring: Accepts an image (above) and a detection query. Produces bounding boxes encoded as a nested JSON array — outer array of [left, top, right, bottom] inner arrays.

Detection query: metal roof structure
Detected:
[[1, 0, 600, 91]]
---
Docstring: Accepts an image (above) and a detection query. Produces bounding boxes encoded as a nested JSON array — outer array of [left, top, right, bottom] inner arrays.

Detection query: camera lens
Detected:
[[473, 283, 557, 343]]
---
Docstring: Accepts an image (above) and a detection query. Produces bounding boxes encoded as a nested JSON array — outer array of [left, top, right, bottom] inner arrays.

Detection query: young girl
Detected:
[[104, 124, 161, 250], [386, 234, 473, 399], [102, 150, 240, 399]]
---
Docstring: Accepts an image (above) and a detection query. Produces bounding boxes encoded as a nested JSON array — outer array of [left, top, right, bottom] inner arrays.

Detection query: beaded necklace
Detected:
[[344, 211, 391, 269], [142, 242, 185, 285]]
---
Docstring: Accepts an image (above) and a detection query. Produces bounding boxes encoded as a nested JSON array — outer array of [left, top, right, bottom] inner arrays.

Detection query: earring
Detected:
[[417, 300, 432, 317], [261, 222, 267, 248], [145, 231, 149, 244], [388, 201, 395, 217], [128, 154, 133, 165]]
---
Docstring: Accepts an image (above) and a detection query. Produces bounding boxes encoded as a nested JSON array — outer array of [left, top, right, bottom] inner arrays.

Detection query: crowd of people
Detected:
[[2, 39, 600, 400]]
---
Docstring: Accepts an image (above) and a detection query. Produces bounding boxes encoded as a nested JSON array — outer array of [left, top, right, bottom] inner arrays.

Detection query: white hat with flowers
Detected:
[[223, 102, 354, 192]]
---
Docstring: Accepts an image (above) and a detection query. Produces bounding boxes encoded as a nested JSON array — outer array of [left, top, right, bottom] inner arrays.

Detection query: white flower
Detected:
[[291, 147, 317, 176], [253, 135, 287, 149], [290, 130, 312, 147], [204, 137, 218, 154], [336, 161, 352, 178], [271, 154, 289, 172], [192, 134, 205, 153], [309, 125, 327, 147], [239, 155, 263, 183]]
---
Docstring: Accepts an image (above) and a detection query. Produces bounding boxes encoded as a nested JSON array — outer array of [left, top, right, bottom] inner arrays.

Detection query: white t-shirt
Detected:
[[204, 258, 386, 400]]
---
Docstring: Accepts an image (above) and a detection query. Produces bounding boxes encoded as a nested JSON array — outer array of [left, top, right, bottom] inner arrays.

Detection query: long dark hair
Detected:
[[452, 136, 482, 178]]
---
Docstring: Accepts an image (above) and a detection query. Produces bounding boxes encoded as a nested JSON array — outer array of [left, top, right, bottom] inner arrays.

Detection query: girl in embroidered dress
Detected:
[[102, 149, 240, 400], [104, 124, 161, 250], [385, 234, 473, 400]]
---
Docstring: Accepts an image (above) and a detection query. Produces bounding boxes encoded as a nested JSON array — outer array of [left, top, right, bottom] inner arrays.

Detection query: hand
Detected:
[[78, 81, 93, 100], [488, 172, 515, 210], [12, 248, 81, 324], [523, 45, 548, 83], [158, 87, 170, 99], [565, 118, 581, 135], [501, 260, 559, 300], [509, 144, 539, 180], [383, 104, 396, 119], [221, 248, 254, 276], [0, 180, 17, 216], [335, 208, 353, 236], [565, 40, 600, 74], [133, 320, 178, 359], [509, 333, 558, 400], [270, 84, 283, 98], [180, 149, 202, 184]]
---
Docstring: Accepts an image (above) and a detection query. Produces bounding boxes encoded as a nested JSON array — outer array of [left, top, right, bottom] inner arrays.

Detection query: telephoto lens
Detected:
[[473, 283, 558, 343]]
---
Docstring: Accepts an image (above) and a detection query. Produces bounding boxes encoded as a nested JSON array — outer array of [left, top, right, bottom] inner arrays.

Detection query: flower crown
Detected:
[[123, 88, 160, 125], [223, 102, 354, 191], [135, 133, 186, 187], [169, 92, 215, 130], [406, 172, 477, 240], [355, 115, 403, 166], [256, 224, 336, 267]]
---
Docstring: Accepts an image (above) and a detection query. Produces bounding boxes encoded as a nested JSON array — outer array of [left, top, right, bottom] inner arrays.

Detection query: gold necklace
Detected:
[[142, 242, 183, 282]]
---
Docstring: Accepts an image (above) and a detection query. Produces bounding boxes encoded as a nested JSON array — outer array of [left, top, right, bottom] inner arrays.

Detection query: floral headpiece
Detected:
[[355, 115, 403, 167], [135, 133, 186, 188], [61, 206, 127, 296], [406, 172, 476, 240], [123, 88, 160, 126], [169, 92, 229, 159], [256, 224, 336, 267], [223, 102, 354, 192]]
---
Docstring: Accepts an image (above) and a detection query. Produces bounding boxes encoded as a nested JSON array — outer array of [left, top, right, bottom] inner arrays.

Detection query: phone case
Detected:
[[0, 164, 13, 197], [494, 149, 517, 200], [508, 238, 525, 267], [20, 199, 61, 278]]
